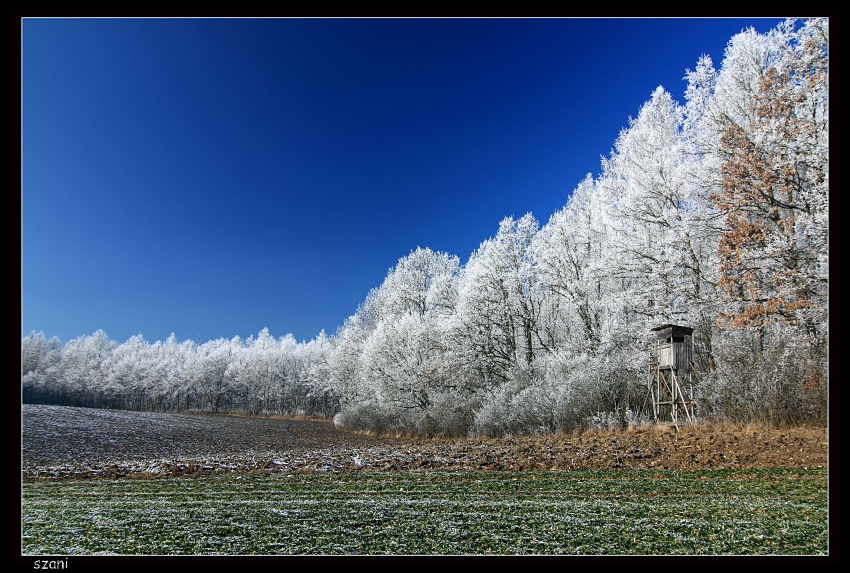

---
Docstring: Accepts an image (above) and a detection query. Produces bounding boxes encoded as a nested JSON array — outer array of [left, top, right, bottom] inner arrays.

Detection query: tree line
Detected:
[[22, 19, 828, 436]]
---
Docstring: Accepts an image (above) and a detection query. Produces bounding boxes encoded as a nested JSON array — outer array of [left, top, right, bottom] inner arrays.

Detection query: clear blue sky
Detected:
[[21, 17, 786, 345]]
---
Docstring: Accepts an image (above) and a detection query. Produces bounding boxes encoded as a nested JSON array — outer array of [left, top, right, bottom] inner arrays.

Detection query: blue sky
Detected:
[[21, 17, 787, 345]]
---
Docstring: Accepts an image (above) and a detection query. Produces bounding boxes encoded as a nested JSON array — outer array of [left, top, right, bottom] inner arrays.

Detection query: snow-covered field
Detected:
[[21, 404, 411, 478], [22, 404, 830, 480]]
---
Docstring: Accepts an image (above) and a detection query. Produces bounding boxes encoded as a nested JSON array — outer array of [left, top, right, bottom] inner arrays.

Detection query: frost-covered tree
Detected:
[[533, 175, 611, 357], [22, 330, 47, 377], [236, 327, 284, 414], [712, 19, 828, 341], [139, 333, 196, 412], [601, 88, 712, 337], [104, 333, 149, 410], [334, 247, 465, 434], [192, 337, 236, 413], [21, 331, 61, 377], [299, 329, 340, 417], [454, 214, 542, 388], [326, 305, 374, 412], [448, 213, 556, 435], [57, 330, 116, 407], [680, 18, 829, 423], [21, 331, 62, 404], [369, 247, 460, 319]]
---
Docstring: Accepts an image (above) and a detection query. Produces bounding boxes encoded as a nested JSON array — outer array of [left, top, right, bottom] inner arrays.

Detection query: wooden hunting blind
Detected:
[[653, 324, 693, 371], [648, 324, 696, 428]]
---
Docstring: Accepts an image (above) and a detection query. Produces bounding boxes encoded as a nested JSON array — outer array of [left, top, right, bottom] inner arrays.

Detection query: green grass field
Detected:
[[21, 468, 828, 556]]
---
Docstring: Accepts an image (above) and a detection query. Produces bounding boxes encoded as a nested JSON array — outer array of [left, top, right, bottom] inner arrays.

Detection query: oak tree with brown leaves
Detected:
[[711, 19, 827, 340]]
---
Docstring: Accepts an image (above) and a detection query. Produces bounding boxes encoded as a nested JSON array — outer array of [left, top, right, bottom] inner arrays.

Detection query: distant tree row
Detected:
[[22, 328, 338, 418], [22, 18, 828, 436]]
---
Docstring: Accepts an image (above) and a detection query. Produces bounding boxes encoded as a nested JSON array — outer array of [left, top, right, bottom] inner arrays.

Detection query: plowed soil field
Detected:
[[21, 404, 828, 480]]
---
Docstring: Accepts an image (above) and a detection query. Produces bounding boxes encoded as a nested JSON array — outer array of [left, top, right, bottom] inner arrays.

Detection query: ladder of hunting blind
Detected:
[[647, 354, 695, 430], [646, 353, 660, 422], [669, 367, 696, 429]]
